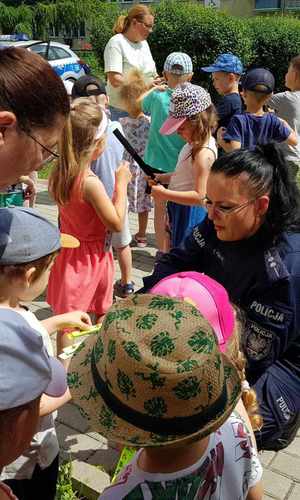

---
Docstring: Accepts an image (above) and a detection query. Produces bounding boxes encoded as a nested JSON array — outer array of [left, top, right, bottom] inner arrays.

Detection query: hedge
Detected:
[[90, 0, 300, 91]]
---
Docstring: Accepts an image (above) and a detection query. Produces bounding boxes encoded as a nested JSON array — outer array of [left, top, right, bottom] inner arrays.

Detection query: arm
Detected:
[[142, 220, 209, 291], [84, 162, 131, 233], [106, 71, 124, 89], [42, 311, 92, 335], [246, 483, 263, 500], [217, 127, 241, 152], [151, 149, 214, 206], [39, 388, 71, 417], [286, 129, 298, 146]]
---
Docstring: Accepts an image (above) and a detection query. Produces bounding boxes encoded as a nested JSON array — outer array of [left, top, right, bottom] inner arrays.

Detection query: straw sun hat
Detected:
[[68, 294, 241, 447]]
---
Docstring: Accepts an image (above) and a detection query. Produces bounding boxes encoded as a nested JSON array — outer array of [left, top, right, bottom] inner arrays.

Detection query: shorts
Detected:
[[111, 210, 132, 249]]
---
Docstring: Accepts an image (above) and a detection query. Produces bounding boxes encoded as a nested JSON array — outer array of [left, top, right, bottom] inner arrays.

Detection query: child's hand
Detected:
[[116, 161, 132, 184], [57, 311, 92, 331], [151, 184, 166, 200], [22, 176, 37, 201], [217, 127, 226, 145]]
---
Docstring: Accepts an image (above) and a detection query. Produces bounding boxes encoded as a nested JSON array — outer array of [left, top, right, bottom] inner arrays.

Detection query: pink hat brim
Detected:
[[150, 271, 234, 353], [160, 116, 187, 136]]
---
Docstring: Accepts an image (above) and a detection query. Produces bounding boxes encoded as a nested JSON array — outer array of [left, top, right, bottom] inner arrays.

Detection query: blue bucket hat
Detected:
[[201, 53, 243, 75], [0, 207, 79, 265]]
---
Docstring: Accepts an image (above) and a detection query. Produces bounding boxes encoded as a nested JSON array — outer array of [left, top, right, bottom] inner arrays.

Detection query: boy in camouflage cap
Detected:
[[69, 294, 263, 499]]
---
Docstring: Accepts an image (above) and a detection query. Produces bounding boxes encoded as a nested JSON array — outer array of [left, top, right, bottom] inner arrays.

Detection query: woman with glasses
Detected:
[[104, 4, 160, 121], [143, 143, 300, 452], [0, 47, 69, 188]]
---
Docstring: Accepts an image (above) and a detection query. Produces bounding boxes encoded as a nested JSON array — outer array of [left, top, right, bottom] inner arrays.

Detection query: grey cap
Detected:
[[0, 208, 61, 265], [0, 309, 67, 410]]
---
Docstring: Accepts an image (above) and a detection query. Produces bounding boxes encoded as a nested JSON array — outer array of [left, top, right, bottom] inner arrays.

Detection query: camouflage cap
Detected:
[[68, 294, 241, 447]]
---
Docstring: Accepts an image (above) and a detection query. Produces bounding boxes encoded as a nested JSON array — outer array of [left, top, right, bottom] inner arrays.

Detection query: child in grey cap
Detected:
[[0, 208, 92, 500], [141, 52, 193, 255]]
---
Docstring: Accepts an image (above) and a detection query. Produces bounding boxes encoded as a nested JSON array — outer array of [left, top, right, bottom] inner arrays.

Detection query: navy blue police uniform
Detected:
[[143, 218, 300, 450]]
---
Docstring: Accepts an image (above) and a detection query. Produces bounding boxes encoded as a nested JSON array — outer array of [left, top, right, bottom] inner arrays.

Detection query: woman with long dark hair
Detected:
[[144, 143, 300, 451]]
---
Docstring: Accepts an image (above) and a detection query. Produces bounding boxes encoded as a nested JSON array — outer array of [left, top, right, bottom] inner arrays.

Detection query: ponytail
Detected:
[[113, 4, 153, 34], [226, 310, 263, 432], [211, 143, 300, 238], [49, 98, 103, 205], [113, 15, 129, 34]]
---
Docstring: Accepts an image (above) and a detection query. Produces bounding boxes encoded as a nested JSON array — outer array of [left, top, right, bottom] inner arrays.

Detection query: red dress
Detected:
[[47, 174, 114, 316]]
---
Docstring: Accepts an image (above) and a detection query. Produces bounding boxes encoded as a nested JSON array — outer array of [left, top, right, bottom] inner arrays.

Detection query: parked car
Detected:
[[0, 36, 90, 81]]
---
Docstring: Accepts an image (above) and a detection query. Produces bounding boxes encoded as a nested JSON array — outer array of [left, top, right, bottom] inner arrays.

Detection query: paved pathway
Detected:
[[33, 181, 300, 499]]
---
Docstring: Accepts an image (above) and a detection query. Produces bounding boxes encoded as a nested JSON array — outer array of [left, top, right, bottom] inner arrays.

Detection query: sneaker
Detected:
[[134, 234, 147, 248], [114, 280, 135, 298]]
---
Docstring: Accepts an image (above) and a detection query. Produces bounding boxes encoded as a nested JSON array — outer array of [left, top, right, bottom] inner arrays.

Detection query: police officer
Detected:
[[143, 143, 300, 451]]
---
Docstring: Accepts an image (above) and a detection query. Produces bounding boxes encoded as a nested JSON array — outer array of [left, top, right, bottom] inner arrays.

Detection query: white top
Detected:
[[104, 33, 157, 109], [268, 90, 300, 162], [0, 308, 59, 481], [169, 137, 217, 192], [99, 412, 263, 500]]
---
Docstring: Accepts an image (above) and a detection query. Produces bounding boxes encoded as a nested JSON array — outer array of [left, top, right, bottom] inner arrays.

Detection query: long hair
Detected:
[[211, 143, 300, 238], [119, 69, 148, 118], [226, 310, 263, 431], [49, 98, 105, 205], [189, 104, 218, 158], [113, 4, 153, 34]]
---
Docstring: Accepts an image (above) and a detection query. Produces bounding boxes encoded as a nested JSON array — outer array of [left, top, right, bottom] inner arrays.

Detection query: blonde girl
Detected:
[[47, 98, 131, 357], [151, 83, 218, 249], [119, 69, 152, 248]]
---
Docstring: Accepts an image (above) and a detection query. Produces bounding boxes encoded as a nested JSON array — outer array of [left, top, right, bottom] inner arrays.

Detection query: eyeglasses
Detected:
[[202, 196, 256, 216], [27, 133, 59, 164], [138, 20, 154, 30]]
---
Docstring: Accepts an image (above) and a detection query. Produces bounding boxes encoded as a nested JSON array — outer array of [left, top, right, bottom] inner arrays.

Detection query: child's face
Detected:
[[212, 72, 235, 95], [177, 119, 194, 143], [19, 259, 56, 302], [285, 64, 298, 90]]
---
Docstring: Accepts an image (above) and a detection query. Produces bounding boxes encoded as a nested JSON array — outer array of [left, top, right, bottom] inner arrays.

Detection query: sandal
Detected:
[[134, 234, 147, 248]]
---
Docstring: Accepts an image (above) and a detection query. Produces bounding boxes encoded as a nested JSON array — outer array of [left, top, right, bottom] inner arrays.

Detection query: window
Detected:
[[255, 0, 281, 8], [52, 47, 71, 60]]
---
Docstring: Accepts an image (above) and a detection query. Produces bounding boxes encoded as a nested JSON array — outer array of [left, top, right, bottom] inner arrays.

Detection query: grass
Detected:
[[56, 462, 84, 500]]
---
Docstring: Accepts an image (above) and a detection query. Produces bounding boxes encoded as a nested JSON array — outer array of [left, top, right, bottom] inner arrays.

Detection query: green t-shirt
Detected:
[[142, 88, 185, 172]]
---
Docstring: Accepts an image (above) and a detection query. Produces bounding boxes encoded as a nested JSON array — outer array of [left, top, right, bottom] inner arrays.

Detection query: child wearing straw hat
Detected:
[[68, 294, 263, 499]]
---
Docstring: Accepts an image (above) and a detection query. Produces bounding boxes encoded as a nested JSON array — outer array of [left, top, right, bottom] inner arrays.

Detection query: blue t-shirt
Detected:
[[91, 119, 124, 198], [223, 112, 291, 150], [142, 88, 185, 173], [217, 93, 243, 128]]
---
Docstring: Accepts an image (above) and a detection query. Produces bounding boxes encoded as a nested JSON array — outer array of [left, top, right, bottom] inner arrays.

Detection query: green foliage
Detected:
[[56, 461, 82, 500], [247, 15, 300, 91]]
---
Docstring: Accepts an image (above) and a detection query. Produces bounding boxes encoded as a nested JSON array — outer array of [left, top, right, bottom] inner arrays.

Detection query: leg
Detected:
[[154, 198, 169, 253], [253, 370, 300, 451], [116, 245, 133, 285], [112, 214, 134, 298], [137, 211, 149, 239]]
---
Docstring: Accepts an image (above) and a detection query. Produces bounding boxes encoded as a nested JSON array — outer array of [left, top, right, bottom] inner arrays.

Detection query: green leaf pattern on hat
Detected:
[[94, 337, 104, 362], [150, 331, 176, 357], [173, 376, 200, 400], [107, 339, 116, 363], [98, 404, 116, 431], [103, 308, 134, 332], [135, 363, 166, 389], [177, 359, 200, 373], [117, 369, 136, 399], [136, 313, 158, 330], [149, 296, 176, 311], [122, 340, 141, 362], [67, 371, 82, 389], [144, 397, 168, 418], [80, 386, 98, 401], [188, 329, 215, 354], [170, 309, 186, 330]]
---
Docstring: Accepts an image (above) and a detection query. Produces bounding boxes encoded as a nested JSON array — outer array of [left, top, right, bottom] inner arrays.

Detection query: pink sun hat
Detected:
[[160, 83, 212, 136], [150, 271, 234, 352]]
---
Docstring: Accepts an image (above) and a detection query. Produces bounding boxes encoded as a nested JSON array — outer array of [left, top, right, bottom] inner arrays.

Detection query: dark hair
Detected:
[[211, 143, 300, 237], [0, 251, 59, 284], [0, 47, 69, 132]]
